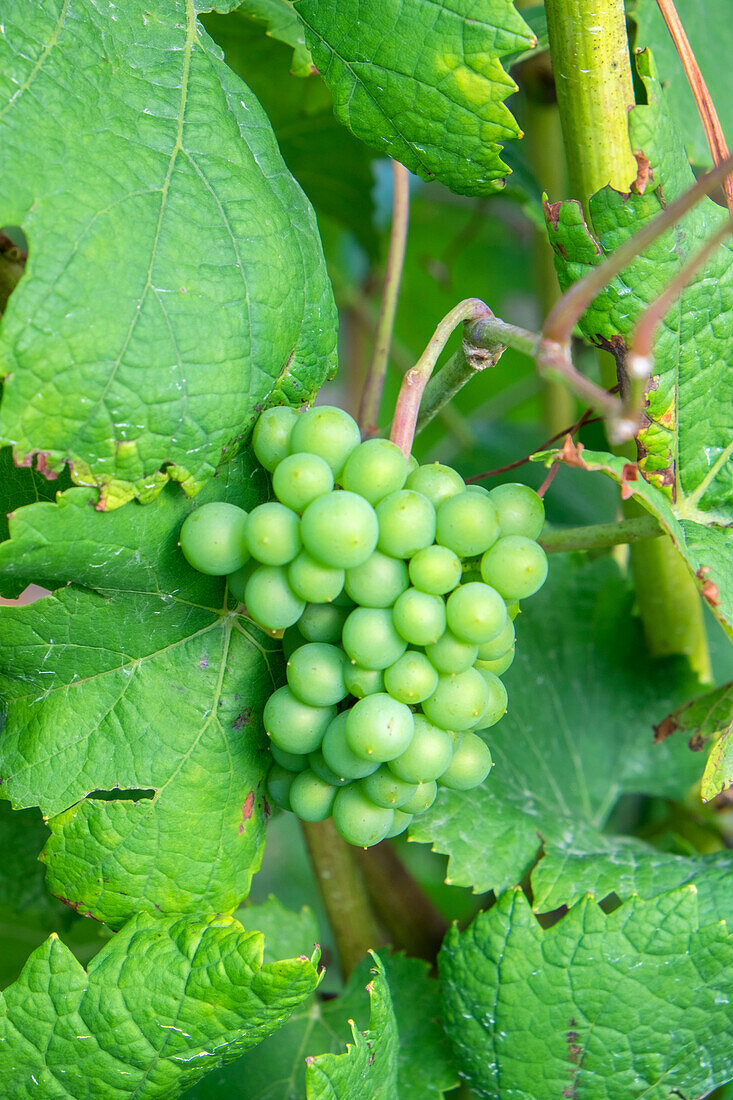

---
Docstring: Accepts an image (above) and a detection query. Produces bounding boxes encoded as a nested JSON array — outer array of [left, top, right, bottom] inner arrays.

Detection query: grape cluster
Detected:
[[179, 404, 548, 847]]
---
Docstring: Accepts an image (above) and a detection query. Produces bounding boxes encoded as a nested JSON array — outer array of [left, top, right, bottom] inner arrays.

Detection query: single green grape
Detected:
[[179, 502, 249, 575], [227, 559, 257, 603], [480, 536, 548, 600], [270, 744, 309, 773], [344, 551, 409, 608], [298, 602, 350, 643], [422, 667, 489, 730], [384, 650, 439, 704], [476, 617, 515, 660], [408, 545, 462, 595], [405, 462, 465, 507], [263, 686, 335, 754], [344, 663, 385, 699], [435, 492, 500, 558], [474, 667, 508, 727], [464, 483, 490, 497], [245, 566, 305, 631], [342, 607, 407, 669], [301, 491, 378, 569], [392, 588, 446, 646], [489, 482, 545, 539], [445, 582, 508, 644], [475, 647, 515, 675], [289, 769, 338, 821], [386, 809, 412, 838], [388, 715, 454, 782], [289, 405, 361, 476], [426, 631, 478, 674], [361, 766, 417, 808], [406, 454, 419, 474], [400, 780, 437, 814], [322, 712, 379, 780], [253, 406, 300, 472], [267, 763, 296, 811], [340, 438, 408, 503], [244, 502, 301, 566], [438, 731, 493, 790], [375, 490, 436, 558], [332, 786, 394, 847], [286, 642, 347, 707], [288, 552, 345, 604], [309, 750, 350, 787], [346, 692, 415, 761], [272, 452, 334, 513]]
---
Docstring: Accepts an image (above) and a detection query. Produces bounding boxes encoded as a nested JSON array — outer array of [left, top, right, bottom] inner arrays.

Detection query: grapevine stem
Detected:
[[300, 819, 383, 979], [358, 161, 411, 435], [356, 844, 448, 962], [539, 515, 663, 552]]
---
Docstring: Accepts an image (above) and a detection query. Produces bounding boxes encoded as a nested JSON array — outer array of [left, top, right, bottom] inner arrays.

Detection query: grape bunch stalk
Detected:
[[179, 404, 548, 847]]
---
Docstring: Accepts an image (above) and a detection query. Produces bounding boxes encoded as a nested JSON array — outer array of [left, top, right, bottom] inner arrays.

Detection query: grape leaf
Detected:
[[0, 910, 320, 1099], [185, 948, 457, 1099], [440, 887, 733, 1099], [236, 895, 321, 965], [629, 0, 733, 169], [409, 556, 713, 896], [0, 0, 337, 509], [0, 451, 280, 927], [292, 0, 535, 196], [238, 0, 315, 75], [0, 446, 72, 544], [655, 681, 733, 802]]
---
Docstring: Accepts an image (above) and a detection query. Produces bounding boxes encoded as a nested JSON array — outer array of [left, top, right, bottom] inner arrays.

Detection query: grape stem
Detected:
[[356, 843, 448, 962], [358, 160, 411, 435], [538, 515, 663, 552], [300, 818, 383, 978]]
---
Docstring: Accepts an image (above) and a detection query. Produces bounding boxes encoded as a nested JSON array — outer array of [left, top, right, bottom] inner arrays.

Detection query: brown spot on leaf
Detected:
[[233, 706, 252, 730], [620, 463, 639, 500], [631, 152, 652, 195], [689, 732, 705, 752], [702, 580, 720, 607], [198, 656, 209, 670], [242, 792, 254, 822], [558, 435, 586, 466], [654, 715, 678, 743]]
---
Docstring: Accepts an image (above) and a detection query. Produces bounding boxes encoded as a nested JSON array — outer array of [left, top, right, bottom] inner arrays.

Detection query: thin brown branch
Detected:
[[655, 0, 733, 213]]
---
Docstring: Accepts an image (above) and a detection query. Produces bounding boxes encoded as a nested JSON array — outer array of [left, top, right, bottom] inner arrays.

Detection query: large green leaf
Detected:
[[629, 0, 733, 169], [0, 911, 320, 1099], [0, 451, 279, 926], [408, 557, 733, 909], [0, 446, 72, 544], [0, 0, 337, 509], [238, 0, 315, 75], [654, 680, 733, 803], [440, 887, 733, 1099], [292, 0, 535, 196]]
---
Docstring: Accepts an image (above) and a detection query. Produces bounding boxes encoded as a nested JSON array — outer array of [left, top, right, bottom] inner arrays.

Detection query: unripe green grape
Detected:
[[408, 545, 462, 595], [264, 686, 335, 754], [332, 786, 394, 847], [267, 764, 296, 811], [401, 780, 437, 814], [227, 559, 257, 603], [489, 482, 545, 539], [342, 608, 407, 669], [272, 452, 334, 513], [438, 731, 493, 790], [270, 744, 309, 773], [289, 405, 361, 476], [388, 715, 454, 783], [386, 810, 412, 838], [289, 769, 338, 821], [406, 454, 419, 474], [392, 588, 446, 646], [475, 668, 508, 727], [244, 502, 301, 566], [475, 647, 515, 675], [435, 492, 500, 558], [346, 692, 414, 761], [299, 602, 350, 643], [340, 438, 408, 503], [179, 503, 249, 576], [288, 552, 345, 604], [344, 551, 409, 608], [422, 667, 490, 731], [464, 483, 490, 497], [480, 536, 548, 600], [309, 750, 350, 787], [375, 490, 436, 558], [426, 631, 478, 674], [476, 617, 515, 660], [286, 642, 347, 707], [445, 582, 507, 644], [405, 461, 465, 507], [245, 566, 305, 631], [384, 650, 438, 704], [361, 766, 417, 808], [322, 713, 379, 779], [253, 406, 300, 472], [344, 663, 385, 699], [282, 624, 306, 661], [301, 491, 378, 569]]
